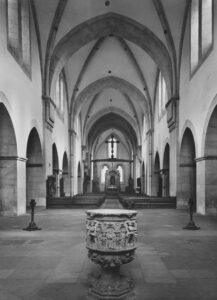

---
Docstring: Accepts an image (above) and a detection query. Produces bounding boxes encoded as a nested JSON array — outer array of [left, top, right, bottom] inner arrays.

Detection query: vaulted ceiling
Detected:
[[31, 0, 189, 154]]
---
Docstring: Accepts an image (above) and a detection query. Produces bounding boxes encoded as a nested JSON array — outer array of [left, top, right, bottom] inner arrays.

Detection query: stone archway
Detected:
[[204, 105, 217, 214], [178, 128, 196, 210], [26, 128, 45, 207], [77, 161, 82, 194], [163, 144, 170, 196], [153, 152, 161, 196], [61, 151, 70, 196], [52, 143, 59, 196], [141, 162, 145, 194], [0, 103, 18, 215]]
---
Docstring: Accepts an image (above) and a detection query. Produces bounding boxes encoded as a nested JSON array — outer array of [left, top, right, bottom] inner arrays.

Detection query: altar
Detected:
[[105, 169, 120, 193]]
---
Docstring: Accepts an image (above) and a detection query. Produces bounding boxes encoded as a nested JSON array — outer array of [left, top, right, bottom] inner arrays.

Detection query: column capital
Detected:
[[42, 95, 55, 131], [165, 96, 179, 132], [69, 129, 76, 136], [0, 156, 27, 162], [195, 155, 217, 162], [146, 129, 154, 135], [42, 95, 56, 108]]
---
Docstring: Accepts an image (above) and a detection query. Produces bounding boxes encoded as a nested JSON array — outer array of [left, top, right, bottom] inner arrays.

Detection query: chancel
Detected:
[[105, 168, 120, 193], [1, 1, 217, 299], [105, 134, 120, 159]]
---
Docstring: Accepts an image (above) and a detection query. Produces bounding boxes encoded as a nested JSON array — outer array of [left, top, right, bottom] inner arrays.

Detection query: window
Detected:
[[107, 135, 118, 158], [7, 0, 31, 76], [158, 72, 167, 117], [101, 165, 109, 183], [55, 71, 65, 115], [117, 165, 124, 182], [191, 0, 213, 74]]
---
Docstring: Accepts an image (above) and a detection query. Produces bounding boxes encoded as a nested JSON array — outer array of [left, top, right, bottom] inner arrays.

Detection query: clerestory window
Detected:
[[190, 0, 213, 75], [158, 72, 167, 118], [55, 71, 65, 116], [7, 0, 31, 77]]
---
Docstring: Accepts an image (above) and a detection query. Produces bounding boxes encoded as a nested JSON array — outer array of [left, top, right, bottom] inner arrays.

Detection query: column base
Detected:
[[183, 220, 200, 230], [23, 221, 41, 231], [88, 267, 134, 300]]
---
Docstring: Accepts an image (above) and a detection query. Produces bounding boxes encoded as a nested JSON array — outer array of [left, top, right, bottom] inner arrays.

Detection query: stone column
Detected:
[[53, 168, 62, 197], [146, 129, 153, 195], [161, 168, 169, 196], [90, 155, 93, 193], [0, 156, 27, 216], [42, 95, 55, 174], [69, 129, 76, 196], [166, 97, 179, 197], [133, 154, 137, 190], [195, 157, 205, 214], [196, 156, 217, 215]]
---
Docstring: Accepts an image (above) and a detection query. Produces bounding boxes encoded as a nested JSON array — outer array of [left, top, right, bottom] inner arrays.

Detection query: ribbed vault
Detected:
[[87, 112, 137, 153], [48, 12, 173, 98], [84, 107, 140, 146], [72, 76, 151, 130]]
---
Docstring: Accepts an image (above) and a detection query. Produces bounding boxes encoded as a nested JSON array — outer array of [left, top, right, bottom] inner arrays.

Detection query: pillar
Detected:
[[161, 168, 169, 196], [69, 129, 76, 196], [196, 156, 217, 215], [146, 129, 153, 195], [195, 157, 205, 214], [166, 97, 179, 197], [133, 154, 137, 190]]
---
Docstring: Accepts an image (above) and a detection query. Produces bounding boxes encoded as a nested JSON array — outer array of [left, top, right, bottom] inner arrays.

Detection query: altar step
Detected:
[[118, 195, 176, 209], [101, 196, 123, 209], [46, 193, 106, 209]]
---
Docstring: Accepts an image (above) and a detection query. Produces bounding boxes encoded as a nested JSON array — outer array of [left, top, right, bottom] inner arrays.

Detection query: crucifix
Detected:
[[105, 134, 120, 159]]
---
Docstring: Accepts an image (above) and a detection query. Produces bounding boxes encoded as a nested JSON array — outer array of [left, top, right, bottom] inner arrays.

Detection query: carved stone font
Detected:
[[86, 209, 138, 299]]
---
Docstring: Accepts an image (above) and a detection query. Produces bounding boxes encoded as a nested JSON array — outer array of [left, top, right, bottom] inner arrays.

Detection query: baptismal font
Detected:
[[86, 209, 138, 299]]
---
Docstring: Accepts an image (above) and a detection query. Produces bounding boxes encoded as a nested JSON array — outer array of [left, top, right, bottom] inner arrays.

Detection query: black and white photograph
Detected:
[[0, 0, 217, 299]]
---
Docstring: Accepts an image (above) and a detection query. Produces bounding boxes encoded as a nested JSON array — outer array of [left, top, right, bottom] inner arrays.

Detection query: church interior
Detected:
[[1, 0, 217, 299]]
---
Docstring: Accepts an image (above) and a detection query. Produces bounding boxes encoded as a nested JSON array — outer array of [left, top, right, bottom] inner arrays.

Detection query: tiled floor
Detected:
[[0, 206, 217, 299]]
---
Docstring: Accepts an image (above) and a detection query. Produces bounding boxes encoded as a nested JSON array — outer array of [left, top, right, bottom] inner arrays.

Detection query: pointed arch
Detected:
[[0, 103, 18, 215], [152, 151, 161, 196], [73, 76, 151, 132], [62, 151, 69, 174], [117, 164, 124, 183], [61, 151, 70, 196], [203, 104, 217, 213], [26, 127, 45, 207], [52, 143, 59, 173], [48, 13, 173, 98], [178, 128, 196, 210], [77, 161, 82, 194], [101, 164, 109, 184], [163, 143, 170, 196]]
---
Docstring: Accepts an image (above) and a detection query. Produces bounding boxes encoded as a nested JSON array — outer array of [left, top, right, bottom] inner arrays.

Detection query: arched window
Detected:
[[107, 136, 118, 158], [117, 165, 124, 182], [55, 71, 65, 115], [101, 165, 109, 183], [7, 0, 31, 76], [191, 0, 213, 74], [158, 72, 167, 117]]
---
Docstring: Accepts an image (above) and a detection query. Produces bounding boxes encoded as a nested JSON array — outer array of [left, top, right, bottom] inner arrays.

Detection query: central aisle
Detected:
[[100, 194, 123, 209]]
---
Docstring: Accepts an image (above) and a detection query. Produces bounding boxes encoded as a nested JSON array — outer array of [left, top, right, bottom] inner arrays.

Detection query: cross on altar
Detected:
[[105, 134, 120, 159]]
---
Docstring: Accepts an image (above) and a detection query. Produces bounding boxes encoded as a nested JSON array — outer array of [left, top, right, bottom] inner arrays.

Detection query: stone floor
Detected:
[[0, 205, 217, 299]]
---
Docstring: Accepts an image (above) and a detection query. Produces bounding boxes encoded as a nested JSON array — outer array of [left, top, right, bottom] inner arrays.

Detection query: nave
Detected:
[[0, 202, 217, 300]]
